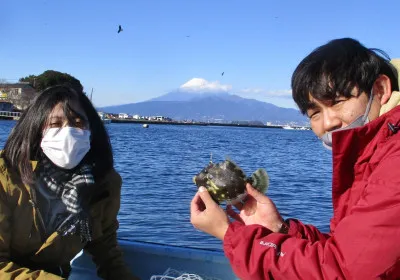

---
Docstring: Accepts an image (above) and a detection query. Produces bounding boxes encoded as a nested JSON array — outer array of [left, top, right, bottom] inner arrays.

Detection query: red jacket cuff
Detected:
[[286, 218, 304, 238]]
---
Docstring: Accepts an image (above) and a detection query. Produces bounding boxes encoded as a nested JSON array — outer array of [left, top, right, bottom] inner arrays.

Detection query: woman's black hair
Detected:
[[292, 38, 399, 114], [3, 85, 113, 184]]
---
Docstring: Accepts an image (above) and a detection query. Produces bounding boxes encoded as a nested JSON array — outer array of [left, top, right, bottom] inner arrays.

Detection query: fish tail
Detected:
[[250, 169, 269, 194]]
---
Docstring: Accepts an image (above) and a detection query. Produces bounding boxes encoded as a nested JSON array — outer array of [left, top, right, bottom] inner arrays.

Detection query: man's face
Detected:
[[306, 88, 381, 138]]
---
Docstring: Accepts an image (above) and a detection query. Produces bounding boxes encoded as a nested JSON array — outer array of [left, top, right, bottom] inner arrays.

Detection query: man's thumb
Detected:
[[246, 183, 265, 200], [198, 186, 215, 205]]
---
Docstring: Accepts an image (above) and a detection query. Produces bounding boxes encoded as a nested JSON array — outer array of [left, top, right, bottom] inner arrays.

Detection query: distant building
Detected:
[[212, 119, 224, 123], [0, 102, 13, 111], [118, 113, 129, 119], [108, 113, 118, 119], [146, 116, 172, 121], [0, 82, 37, 110], [132, 114, 141, 119]]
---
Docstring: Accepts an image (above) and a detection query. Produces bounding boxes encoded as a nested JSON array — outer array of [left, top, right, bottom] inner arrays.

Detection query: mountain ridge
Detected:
[[99, 91, 307, 124]]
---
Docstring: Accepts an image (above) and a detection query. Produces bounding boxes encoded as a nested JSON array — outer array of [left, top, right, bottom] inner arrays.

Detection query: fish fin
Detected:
[[224, 157, 246, 175], [224, 156, 237, 167], [250, 169, 269, 194]]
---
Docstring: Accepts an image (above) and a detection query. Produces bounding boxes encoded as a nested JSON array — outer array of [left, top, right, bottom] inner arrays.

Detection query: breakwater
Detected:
[[111, 119, 310, 130], [0, 113, 310, 130]]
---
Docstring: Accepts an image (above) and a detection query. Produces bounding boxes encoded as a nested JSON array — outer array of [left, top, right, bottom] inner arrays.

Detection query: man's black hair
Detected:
[[292, 38, 399, 114]]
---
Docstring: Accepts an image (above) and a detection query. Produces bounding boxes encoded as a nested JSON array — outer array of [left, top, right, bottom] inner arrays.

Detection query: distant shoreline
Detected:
[[0, 116, 310, 130], [111, 119, 310, 130]]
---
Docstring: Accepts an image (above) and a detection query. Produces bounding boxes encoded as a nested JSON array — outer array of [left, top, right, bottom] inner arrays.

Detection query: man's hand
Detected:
[[227, 183, 284, 233]]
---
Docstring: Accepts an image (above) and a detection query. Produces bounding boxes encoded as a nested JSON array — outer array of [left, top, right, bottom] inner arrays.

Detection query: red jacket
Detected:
[[223, 105, 400, 280]]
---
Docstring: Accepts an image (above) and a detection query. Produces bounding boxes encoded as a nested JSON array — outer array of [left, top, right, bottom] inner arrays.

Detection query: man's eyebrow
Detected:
[[306, 101, 319, 110]]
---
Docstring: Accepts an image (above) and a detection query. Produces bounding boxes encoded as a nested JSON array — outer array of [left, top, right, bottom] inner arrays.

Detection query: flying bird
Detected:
[[118, 25, 123, 33], [221, 72, 224, 76]]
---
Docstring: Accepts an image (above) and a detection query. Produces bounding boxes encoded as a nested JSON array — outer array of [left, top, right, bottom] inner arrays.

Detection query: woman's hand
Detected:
[[190, 186, 230, 240], [227, 183, 284, 233]]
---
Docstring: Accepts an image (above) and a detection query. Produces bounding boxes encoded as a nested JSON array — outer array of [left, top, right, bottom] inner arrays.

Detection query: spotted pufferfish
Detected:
[[193, 158, 269, 204]]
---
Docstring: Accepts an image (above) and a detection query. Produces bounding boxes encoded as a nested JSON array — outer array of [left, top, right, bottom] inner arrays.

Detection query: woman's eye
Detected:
[[49, 122, 62, 128], [74, 119, 87, 129]]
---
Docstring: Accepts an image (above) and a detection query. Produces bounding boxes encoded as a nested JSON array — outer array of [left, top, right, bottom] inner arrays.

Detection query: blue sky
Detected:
[[1, 0, 399, 108]]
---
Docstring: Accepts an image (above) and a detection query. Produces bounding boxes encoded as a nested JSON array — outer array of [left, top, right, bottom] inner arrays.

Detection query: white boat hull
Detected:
[[70, 240, 239, 280]]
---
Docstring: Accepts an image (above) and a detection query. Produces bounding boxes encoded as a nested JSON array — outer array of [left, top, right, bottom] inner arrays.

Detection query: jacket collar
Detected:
[[380, 91, 400, 116], [31, 160, 38, 171], [390, 59, 400, 89], [331, 104, 400, 208]]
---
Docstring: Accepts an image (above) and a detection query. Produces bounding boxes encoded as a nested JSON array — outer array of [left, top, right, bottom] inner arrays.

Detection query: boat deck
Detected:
[[70, 239, 239, 280]]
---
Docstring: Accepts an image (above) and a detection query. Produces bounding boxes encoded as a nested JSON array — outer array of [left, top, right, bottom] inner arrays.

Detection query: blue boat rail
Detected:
[[0, 111, 22, 120], [70, 239, 239, 280]]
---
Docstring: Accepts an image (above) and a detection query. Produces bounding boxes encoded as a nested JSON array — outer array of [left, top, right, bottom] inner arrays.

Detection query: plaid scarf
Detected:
[[38, 158, 95, 243]]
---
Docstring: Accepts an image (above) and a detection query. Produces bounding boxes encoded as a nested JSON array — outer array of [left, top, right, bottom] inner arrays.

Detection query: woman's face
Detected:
[[44, 100, 89, 131]]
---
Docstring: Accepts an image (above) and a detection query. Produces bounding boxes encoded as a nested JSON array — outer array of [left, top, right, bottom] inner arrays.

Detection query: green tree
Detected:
[[19, 70, 84, 93]]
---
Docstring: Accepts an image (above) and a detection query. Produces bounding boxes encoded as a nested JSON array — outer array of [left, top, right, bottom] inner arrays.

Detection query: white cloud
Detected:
[[239, 88, 292, 98], [175, 79, 297, 108], [179, 78, 232, 93], [237, 88, 296, 108]]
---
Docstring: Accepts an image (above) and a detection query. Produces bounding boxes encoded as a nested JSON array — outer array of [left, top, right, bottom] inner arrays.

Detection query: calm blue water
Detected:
[[0, 120, 333, 251]]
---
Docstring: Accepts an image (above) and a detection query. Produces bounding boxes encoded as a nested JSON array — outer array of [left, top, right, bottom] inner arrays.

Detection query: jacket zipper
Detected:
[[28, 187, 47, 241], [28, 188, 65, 277]]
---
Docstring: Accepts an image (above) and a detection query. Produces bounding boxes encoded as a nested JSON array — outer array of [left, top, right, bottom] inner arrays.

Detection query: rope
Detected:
[[150, 268, 222, 280]]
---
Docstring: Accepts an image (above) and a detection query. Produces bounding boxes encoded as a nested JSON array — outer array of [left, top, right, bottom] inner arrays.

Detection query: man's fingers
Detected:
[[231, 201, 243, 211], [190, 192, 205, 213], [226, 205, 244, 223], [246, 183, 266, 200], [197, 186, 216, 206]]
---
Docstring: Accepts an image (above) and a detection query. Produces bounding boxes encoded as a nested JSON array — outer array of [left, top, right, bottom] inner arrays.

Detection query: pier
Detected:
[[0, 111, 310, 130], [0, 111, 21, 120], [111, 119, 310, 130]]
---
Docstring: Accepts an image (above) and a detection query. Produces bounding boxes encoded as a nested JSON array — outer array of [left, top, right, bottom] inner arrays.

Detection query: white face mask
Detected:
[[320, 91, 374, 150], [41, 126, 91, 169]]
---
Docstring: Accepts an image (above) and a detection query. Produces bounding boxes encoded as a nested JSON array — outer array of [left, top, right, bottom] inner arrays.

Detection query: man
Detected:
[[190, 38, 400, 279]]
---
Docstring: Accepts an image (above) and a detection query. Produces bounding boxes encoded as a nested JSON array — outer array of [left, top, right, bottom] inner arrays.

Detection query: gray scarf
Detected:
[[38, 157, 94, 243]]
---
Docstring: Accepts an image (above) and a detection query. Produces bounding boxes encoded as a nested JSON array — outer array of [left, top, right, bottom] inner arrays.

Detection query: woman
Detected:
[[0, 85, 139, 279]]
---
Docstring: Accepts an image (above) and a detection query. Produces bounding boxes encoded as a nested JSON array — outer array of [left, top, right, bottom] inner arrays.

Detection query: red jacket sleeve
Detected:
[[285, 219, 330, 242], [223, 157, 400, 280]]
